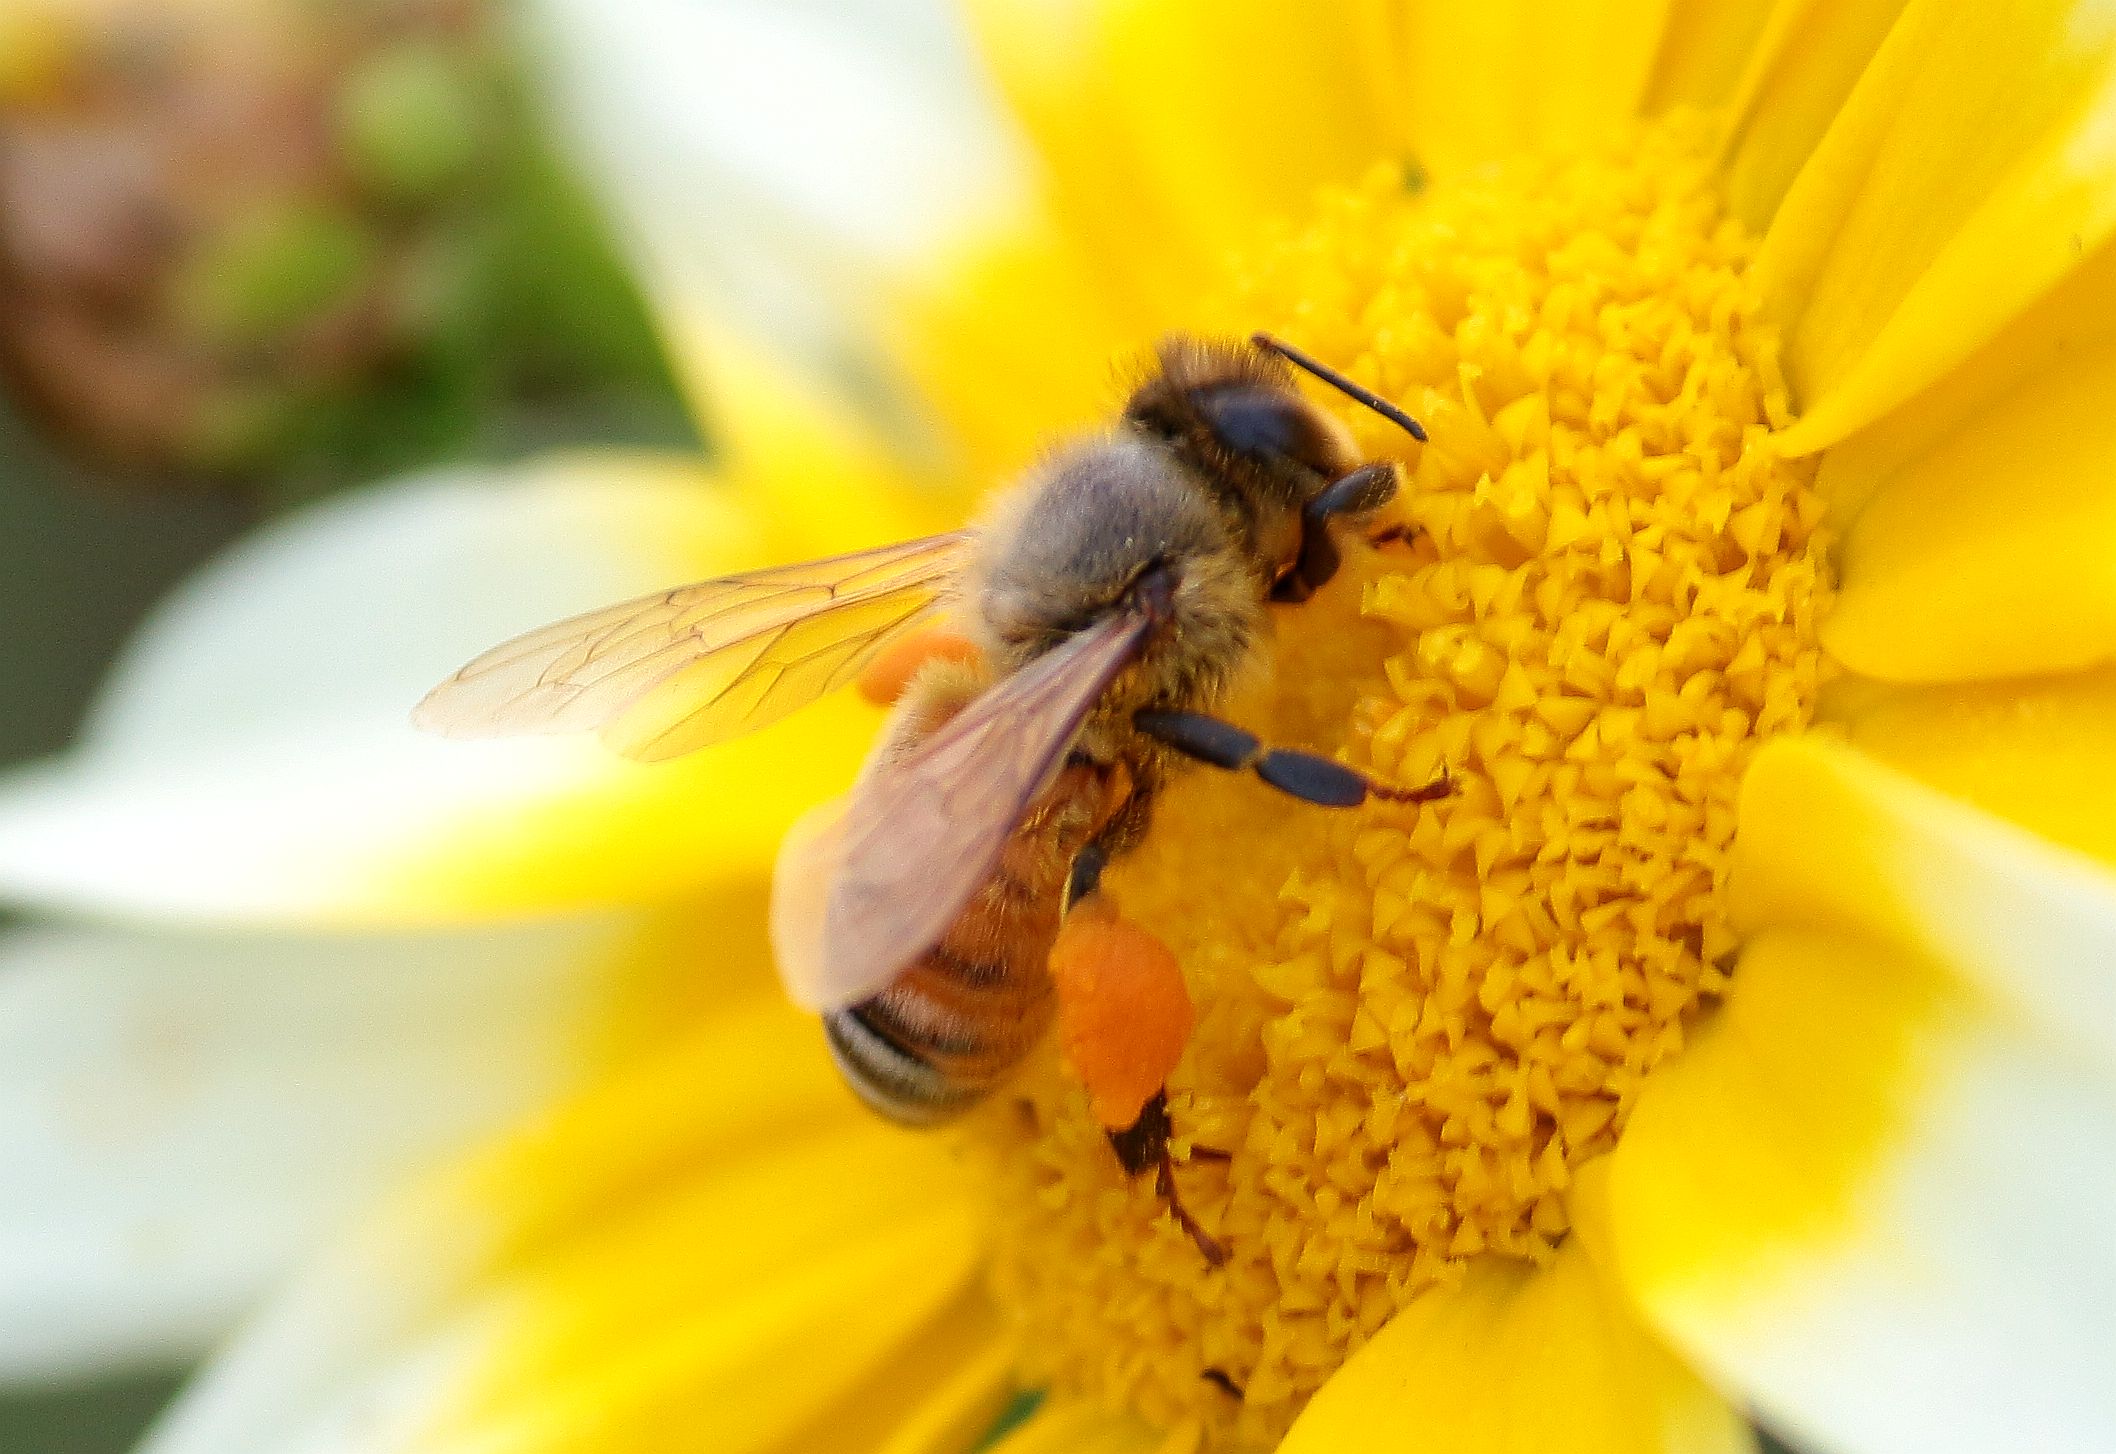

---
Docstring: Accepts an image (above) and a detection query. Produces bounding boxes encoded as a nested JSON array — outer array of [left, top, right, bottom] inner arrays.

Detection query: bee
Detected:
[[415, 333, 1447, 1262]]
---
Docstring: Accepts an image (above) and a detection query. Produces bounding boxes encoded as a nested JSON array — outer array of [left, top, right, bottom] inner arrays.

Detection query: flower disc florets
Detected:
[[971, 115, 1832, 1448]]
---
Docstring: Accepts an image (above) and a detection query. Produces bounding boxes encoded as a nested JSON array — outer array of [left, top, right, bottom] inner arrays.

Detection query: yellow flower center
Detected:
[[969, 115, 1830, 1448]]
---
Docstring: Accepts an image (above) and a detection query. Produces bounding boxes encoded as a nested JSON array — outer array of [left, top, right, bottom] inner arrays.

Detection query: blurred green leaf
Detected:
[[339, 39, 491, 202], [175, 202, 376, 348], [0, 1371, 187, 1454]]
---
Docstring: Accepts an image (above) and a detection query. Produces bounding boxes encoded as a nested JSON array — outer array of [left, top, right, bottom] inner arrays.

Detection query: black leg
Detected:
[[1314, 460, 1402, 518], [1108, 1086, 1172, 1175], [1365, 520, 1420, 549], [1274, 462, 1401, 603], [1066, 840, 1110, 908], [1107, 1089, 1226, 1266], [1135, 708, 1452, 809], [1065, 783, 1157, 909]]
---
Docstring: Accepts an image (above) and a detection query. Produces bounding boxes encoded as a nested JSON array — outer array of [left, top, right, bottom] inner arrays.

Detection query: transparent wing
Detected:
[[769, 795, 850, 1012], [816, 609, 1151, 1006], [413, 532, 973, 762]]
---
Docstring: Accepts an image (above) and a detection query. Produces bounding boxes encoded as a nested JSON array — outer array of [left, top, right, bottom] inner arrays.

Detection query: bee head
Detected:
[[1122, 337, 1363, 546]]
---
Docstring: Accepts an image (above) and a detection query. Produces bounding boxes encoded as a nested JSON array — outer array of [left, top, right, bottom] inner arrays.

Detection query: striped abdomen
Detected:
[[824, 761, 1118, 1123]]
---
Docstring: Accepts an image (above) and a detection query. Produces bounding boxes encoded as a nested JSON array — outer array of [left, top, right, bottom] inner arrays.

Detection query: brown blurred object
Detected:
[[0, 0, 492, 482]]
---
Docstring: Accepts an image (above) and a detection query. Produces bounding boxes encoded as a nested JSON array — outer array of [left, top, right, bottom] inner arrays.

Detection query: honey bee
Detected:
[[415, 333, 1447, 1261]]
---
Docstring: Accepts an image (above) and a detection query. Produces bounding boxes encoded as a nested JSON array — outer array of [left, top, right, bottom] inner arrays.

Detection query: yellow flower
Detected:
[[4, 3, 2115, 1454]]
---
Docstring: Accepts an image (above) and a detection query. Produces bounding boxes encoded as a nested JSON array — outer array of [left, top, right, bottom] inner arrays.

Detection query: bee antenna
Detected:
[[1250, 332, 1428, 442]]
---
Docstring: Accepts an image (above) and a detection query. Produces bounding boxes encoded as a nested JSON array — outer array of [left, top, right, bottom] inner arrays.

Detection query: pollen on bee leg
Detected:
[[855, 626, 982, 705], [1047, 894, 1193, 1131]]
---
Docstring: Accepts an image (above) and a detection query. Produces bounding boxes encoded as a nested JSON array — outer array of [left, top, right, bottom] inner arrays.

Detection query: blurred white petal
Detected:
[[1612, 926, 2116, 1454], [131, 998, 932, 1454], [526, 0, 1026, 429], [0, 455, 875, 925], [1611, 741, 2116, 1454], [0, 912, 645, 1381]]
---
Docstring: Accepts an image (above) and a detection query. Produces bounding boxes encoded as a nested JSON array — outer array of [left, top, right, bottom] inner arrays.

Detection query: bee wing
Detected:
[[816, 608, 1151, 1006], [769, 795, 852, 1011], [413, 532, 974, 763]]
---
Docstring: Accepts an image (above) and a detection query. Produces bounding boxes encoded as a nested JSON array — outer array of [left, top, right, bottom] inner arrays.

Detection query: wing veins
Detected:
[[416, 531, 972, 752], [813, 609, 1151, 1000]]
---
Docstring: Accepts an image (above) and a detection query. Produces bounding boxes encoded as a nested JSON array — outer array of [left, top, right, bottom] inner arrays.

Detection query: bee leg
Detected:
[[1134, 709, 1455, 809], [1052, 861, 1225, 1267], [1365, 520, 1424, 550], [1065, 842, 1110, 912], [1108, 1090, 1228, 1266], [1107, 1085, 1173, 1176], [1158, 1157, 1229, 1267], [1064, 780, 1158, 908], [1273, 462, 1401, 603], [1257, 753, 1453, 809], [1316, 459, 1403, 517]]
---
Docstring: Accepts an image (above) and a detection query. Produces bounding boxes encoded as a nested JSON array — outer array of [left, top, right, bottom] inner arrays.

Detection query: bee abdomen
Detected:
[[822, 1002, 986, 1125], [824, 967, 1054, 1125], [825, 931, 1058, 1125], [821, 758, 1112, 1125]]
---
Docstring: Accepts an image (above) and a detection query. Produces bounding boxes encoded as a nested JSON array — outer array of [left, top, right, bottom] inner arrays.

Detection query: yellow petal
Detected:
[[1361, 0, 1679, 179], [887, 218, 1136, 482], [1609, 930, 1921, 1348], [959, 0, 1196, 324], [868, 1335, 1021, 1454], [0, 910, 672, 1381], [145, 990, 1014, 1454], [984, 1399, 1171, 1454], [1640, 0, 1779, 115], [419, 1151, 984, 1454], [1609, 924, 2116, 1454], [1805, 206, 2116, 524], [1823, 669, 2116, 870], [533, 0, 1026, 457], [1734, 733, 2116, 1068], [1819, 275, 2116, 681], [1718, 0, 1909, 230], [1086, 1, 1377, 266], [685, 324, 963, 543], [0, 2, 71, 105], [1763, 0, 2116, 454], [1280, 1202, 1750, 1454], [961, 0, 1376, 324]]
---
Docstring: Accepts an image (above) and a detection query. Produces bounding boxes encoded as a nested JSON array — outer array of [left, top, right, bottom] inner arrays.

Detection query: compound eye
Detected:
[[1196, 385, 1356, 477]]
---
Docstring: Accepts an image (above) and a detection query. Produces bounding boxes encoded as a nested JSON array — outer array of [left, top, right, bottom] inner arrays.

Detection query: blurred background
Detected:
[[0, 0, 691, 1444]]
